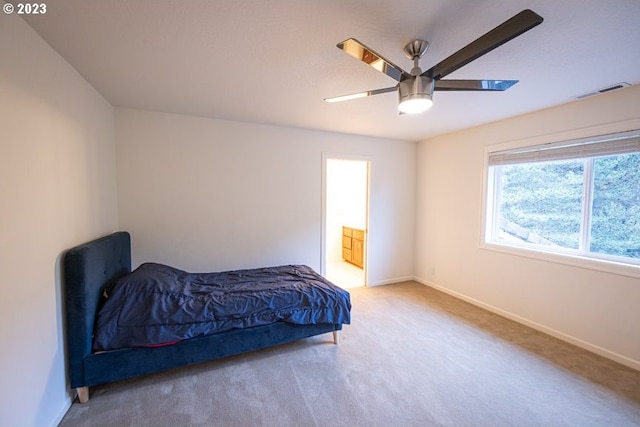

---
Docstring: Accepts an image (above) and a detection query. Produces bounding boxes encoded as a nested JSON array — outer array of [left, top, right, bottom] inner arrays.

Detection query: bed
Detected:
[[64, 231, 350, 403]]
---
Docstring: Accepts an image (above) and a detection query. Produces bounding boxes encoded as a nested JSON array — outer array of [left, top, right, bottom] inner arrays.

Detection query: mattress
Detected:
[[93, 263, 351, 351]]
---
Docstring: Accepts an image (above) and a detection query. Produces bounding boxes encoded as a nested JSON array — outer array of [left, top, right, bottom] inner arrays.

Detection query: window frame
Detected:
[[480, 120, 640, 279]]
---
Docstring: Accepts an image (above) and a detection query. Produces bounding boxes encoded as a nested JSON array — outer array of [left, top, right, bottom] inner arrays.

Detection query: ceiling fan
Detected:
[[325, 9, 543, 114]]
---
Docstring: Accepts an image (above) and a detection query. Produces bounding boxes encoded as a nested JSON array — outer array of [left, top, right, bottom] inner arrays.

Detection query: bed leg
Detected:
[[76, 387, 89, 404], [333, 330, 339, 345]]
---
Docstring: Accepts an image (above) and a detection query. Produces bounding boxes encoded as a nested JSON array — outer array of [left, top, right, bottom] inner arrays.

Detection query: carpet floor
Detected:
[[59, 281, 640, 426]]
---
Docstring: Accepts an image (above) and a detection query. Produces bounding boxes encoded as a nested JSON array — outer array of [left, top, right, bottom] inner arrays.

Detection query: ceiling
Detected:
[[24, 0, 640, 142]]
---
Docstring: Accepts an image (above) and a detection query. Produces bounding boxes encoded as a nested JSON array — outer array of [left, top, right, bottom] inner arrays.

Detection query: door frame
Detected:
[[320, 152, 372, 286]]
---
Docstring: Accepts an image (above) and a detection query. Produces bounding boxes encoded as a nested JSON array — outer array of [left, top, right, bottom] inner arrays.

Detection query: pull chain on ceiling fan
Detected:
[[325, 9, 544, 114]]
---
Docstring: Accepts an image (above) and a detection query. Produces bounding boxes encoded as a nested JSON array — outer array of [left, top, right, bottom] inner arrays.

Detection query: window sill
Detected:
[[479, 241, 640, 279]]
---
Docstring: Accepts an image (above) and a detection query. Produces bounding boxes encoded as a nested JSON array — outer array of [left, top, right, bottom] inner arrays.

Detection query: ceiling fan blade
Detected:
[[424, 9, 543, 81], [324, 86, 398, 103], [435, 79, 518, 91], [337, 38, 410, 82]]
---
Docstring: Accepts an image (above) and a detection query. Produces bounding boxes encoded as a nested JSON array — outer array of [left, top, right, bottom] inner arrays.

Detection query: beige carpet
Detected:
[[60, 282, 640, 426]]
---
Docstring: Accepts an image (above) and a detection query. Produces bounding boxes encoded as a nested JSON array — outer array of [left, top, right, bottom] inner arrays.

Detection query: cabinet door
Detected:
[[352, 238, 363, 268]]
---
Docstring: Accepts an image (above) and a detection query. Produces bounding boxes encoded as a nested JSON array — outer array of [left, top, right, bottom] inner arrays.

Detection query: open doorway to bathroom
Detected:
[[323, 155, 369, 289]]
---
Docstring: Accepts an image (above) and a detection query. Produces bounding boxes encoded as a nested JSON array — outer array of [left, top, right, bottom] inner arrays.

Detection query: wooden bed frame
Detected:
[[64, 231, 342, 403]]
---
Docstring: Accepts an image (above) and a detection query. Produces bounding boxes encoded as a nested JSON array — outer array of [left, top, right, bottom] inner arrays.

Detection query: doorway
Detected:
[[323, 155, 369, 288]]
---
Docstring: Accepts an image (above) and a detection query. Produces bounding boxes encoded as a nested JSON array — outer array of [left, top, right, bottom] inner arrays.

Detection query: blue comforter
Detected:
[[93, 263, 351, 351]]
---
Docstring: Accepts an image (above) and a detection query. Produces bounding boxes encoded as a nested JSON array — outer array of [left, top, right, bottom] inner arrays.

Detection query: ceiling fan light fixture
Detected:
[[398, 95, 432, 114], [398, 76, 434, 114]]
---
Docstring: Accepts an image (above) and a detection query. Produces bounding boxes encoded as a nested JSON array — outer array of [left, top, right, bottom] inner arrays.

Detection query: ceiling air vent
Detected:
[[576, 82, 631, 99]]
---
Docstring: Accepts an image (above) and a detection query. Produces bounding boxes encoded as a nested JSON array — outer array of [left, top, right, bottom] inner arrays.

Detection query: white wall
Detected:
[[0, 14, 118, 427], [115, 108, 415, 285], [415, 85, 640, 369]]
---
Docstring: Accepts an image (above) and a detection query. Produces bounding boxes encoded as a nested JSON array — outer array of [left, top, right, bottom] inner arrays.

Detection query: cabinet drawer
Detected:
[[342, 226, 352, 237], [342, 248, 352, 261], [342, 235, 352, 249], [353, 229, 365, 240]]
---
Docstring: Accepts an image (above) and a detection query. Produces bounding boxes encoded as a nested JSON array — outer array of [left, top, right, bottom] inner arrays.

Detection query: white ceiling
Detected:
[[24, 0, 640, 142]]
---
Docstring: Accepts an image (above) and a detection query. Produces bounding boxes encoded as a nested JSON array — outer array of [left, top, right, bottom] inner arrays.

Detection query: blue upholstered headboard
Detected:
[[63, 232, 131, 387]]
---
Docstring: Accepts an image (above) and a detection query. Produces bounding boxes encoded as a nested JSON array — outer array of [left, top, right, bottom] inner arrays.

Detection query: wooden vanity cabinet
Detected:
[[342, 226, 365, 268]]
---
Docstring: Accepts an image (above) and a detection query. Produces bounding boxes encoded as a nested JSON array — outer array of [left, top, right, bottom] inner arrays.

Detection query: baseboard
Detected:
[[48, 395, 72, 427], [413, 276, 640, 372], [368, 276, 414, 287]]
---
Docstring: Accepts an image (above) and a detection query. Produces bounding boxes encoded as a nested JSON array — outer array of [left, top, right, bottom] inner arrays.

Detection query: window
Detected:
[[485, 130, 640, 267]]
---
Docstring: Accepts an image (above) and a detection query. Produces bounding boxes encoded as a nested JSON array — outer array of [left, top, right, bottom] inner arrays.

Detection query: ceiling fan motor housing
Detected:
[[399, 76, 434, 110]]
